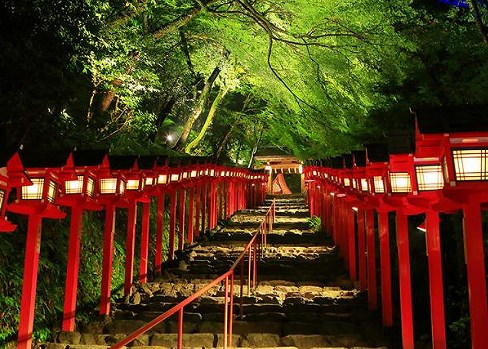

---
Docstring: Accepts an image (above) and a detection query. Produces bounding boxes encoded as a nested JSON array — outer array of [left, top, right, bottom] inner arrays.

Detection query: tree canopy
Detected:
[[1, 0, 488, 162]]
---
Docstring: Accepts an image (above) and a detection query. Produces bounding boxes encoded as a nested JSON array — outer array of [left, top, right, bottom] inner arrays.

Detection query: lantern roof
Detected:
[[386, 131, 415, 155], [352, 150, 367, 167], [137, 155, 158, 170], [72, 149, 107, 167], [343, 154, 353, 169], [107, 155, 137, 170], [365, 143, 389, 163], [330, 156, 344, 169], [413, 105, 488, 134], [18, 149, 71, 169]]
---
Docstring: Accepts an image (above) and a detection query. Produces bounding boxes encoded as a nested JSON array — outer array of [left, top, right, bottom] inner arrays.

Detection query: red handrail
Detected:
[[111, 199, 276, 349]]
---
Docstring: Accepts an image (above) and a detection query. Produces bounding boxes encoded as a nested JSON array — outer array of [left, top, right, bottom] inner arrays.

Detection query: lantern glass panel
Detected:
[[47, 180, 57, 203], [118, 180, 126, 195], [191, 170, 197, 178], [170, 174, 180, 182], [145, 177, 153, 186], [126, 179, 140, 191], [182, 172, 188, 179], [442, 156, 449, 183], [361, 178, 369, 192], [22, 178, 44, 200], [344, 178, 351, 187], [65, 175, 84, 194], [87, 177, 95, 197], [352, 179, 358, 189], [158, 174, 167, 184], [373, 176, 385, 194], [0, 189, 5, 211], [389, 172, 411, 193], [415, 165, 444, 191], [100, 178, 117, 194], [210, 169, 215, 176], [452, 148, 488, 181]]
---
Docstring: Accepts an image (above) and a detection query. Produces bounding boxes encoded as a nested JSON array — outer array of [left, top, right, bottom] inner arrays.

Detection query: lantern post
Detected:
[[7, 150, 67, 349], [383, 134, 418, 349], [152, 157, 170, 272], [137, 155, 159, 284], [111, 155, 149, 296], [365, 143, 393, 327], [56, 150, 106, 332], [96, 155, 127, 315], [419, 105, 488, 349]]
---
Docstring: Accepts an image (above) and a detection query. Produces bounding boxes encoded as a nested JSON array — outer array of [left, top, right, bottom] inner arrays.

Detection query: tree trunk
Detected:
[[174, 64, 221, 150], [215, 123, 236, 160], [248, 127, 264, 168], [185, 86, 229, 153], [468, 0, 488, 45], [152, 97, 176, 142]]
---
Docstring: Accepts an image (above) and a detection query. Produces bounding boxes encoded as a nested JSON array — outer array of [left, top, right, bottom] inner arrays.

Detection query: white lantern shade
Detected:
[[100, 178, 117, 194], [373, 176, 385, 194], [22, 178, 44, 200], [126, 179, 140, 191], [452, 148, 488, 181], [389, 172, 411, 193], [415, 165, 444, 191], [65, 175, 84, 195]]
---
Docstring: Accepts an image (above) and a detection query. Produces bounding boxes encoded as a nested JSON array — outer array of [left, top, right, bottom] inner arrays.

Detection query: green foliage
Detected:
[[307, 215, 322, 232]]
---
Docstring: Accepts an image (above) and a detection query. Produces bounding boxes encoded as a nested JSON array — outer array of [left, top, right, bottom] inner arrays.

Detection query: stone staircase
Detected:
[[43, 194, 390, 349]]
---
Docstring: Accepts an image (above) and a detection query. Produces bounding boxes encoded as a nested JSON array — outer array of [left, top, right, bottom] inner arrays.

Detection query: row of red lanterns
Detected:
[[304, 105, 488, 349], [0, 149, 268, 349], [0, 150, 267, 232]]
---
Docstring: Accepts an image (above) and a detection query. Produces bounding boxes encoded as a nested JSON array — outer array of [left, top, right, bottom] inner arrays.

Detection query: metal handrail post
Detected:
[[223, 276, 229, 349], [229, 271, 235, 348], [240, 260, 244, 319], [177, 308, 183, 349]]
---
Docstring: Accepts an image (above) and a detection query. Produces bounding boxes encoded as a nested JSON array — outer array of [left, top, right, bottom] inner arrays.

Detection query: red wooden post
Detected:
[[178, 188, 186, 251], [462, 200, 488, 349], [62, 206, 84, 332], [348, 207, 357, 281], [124, 201, 137, 296], [17, 214, 42, 349], [396, 211, 414, 349], [187, 187, 194, 244], [195, 184, 201, 237], [168, 189, 176, 261], [100, 204, 115, 315], [425, 209, 446, 349], [378, 210, 393, 327], [139, 201, 150, 284], [365, 208, 378, 310], [154, 193, 165, 274], [357, 208, 367, 290], [341, 199, 349, 267], [201, 182, 207, 232]]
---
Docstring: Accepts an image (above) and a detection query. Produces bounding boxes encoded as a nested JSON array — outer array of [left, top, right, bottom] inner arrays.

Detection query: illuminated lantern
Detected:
[[56, 149, 106, 332], [414, 105, 488, 349], [6, 149, 67, 349], [96, 154, 128, 315]]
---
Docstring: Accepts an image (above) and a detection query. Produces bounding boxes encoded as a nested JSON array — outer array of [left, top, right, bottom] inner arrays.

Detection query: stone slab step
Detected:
[[45, 331, 390, 348]]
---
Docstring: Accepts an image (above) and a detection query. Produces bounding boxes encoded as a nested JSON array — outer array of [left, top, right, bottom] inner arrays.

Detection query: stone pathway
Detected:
[[42, 194, 390, 349]]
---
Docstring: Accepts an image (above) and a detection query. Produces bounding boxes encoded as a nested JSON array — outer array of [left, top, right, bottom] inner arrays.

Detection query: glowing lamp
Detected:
[[389, 172, 412, 193], [365, 144, 389, 195], [6, 150, 67, 219], [385, 132, 416, 195], [97, 155, 128, 197]]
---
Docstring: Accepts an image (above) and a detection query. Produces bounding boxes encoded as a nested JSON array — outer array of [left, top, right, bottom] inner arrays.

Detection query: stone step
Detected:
[[45, 331, 390, 348]]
